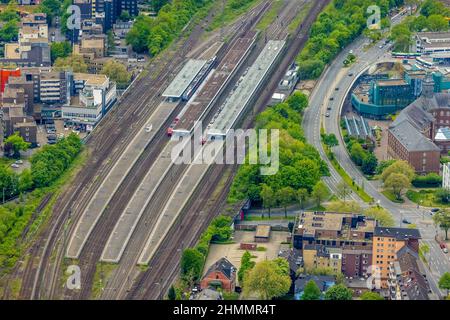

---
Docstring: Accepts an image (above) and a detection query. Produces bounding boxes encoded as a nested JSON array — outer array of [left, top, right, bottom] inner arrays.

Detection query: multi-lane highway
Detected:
[[303, 13, 450, 297]]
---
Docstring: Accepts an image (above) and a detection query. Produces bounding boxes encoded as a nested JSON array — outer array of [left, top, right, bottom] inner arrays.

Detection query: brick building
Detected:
[[200, 258, 236, 292], [387, 76, 450, 173]]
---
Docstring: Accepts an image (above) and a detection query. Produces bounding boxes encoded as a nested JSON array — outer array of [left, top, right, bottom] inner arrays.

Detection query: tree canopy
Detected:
[[243, 258, 291, 300], [101, 60, 131, 87], [324, 284, 353, 300], [228, 92, 328, 205], [302, 280, 321, 300]]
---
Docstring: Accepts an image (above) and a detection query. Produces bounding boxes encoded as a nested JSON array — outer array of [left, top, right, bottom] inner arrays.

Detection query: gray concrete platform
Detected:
[[65, 102, 178, 259], [99, 141, 177, 263], [137, 140, 224, 265]]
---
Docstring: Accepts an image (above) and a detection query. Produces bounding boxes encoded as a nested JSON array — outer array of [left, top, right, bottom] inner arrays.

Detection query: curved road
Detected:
[[303, 15, 450, 298]]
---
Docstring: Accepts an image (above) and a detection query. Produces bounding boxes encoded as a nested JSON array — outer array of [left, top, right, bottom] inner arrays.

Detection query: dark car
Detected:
[[402, 219, 411, 224], [431, 208, 440, 213], [329, 97, 334, 101]]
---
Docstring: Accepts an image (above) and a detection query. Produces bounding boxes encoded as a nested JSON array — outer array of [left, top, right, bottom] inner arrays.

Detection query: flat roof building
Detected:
[[162, 59, 207, 101], [254, 225, 271, 242], [207, 40, 285, 138]]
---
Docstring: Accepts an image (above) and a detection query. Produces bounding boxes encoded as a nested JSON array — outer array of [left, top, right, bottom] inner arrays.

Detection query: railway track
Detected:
[[31, 1, 272, 300], [124, 0, 329, 300], [16, 6, 215, 300], [12, 0, 324, 300]]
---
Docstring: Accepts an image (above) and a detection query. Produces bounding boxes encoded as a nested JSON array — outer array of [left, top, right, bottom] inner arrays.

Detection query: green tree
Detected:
[[51, 41, 72, 63], [243, 259, 291, 300], [322, 133, 339, 147], [101, 60, 131, 86], [152, 0, 170, 12], [336, 181, 351, 202], [311, 181, 330, 207], [238, 251, 255, 283], [381, 160, 415, 182], [302, 280, 321, 300], [54, 54, 88, 73], [0, 20, 18, 42], [285, 91, 308, 112], [180, 248, 204, 281], [18, 169, 33, 193], [324, 284, 353, 300], [260, 184, 276, 218], [419, 243, 430, 266], [360, 291, 384, 300], [39, 0, 63, 24], [119, 10, 131, 21], [167, 285, 176, 300], [350, 142, 367, 166], [361, 153, 378, 175], [439, 272, 450, 295], [297, 58, 325, 79], [384, 173, 411, 200], [436, 188, 450, 204], [277, 187, 296, 218], [0, 1, 19, 22], [4, 133, 30, 158], [297, 188, 309, 209], [106, 30, 115, 53], [433, 209, 450, 240], [364, 206, 395, 227], [427, 14, 448, 31]]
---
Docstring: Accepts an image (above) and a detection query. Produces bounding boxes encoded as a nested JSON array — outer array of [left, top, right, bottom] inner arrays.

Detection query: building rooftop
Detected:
[[296, 211, 376, 239], [74, 73, 108, 86], [416, 31, 450, 41], [377, 79, 408, 86], [208, 40, 285, 136], [389, 120, 440, 152], [4, 44, 20, 59], [255, 225, 271, 238], [203, 257, 235, 280], [162, 59, 207, 98], [294, 275, 335, 293], [374, 227, 421, 240], [393, 245, 430, 300]]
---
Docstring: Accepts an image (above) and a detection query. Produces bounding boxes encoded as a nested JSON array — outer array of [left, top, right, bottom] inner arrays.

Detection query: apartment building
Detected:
[[1, 103, 37, 145], [303, 244, 342, 275], [387, 246, 431, 300], [372, 227, 421, 287], [293, 211, 376, 278]]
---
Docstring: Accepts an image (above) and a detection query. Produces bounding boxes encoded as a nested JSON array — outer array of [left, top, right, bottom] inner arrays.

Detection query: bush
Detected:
[[412, 173, 442, 188]]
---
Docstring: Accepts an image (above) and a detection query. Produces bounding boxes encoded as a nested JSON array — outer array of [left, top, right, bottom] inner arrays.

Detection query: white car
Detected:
[[11, 163, 19, 168], [15, 160, 23, 164], [145, 124, 152, 132]]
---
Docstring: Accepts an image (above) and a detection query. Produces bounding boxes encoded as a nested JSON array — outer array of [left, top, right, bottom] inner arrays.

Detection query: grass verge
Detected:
[[91, 262, 118, 299], [381, 190, 404, 203], [406, 189, 448, 208], [209, 0, 263, 30], [256, 0, 283, 30], [287, 1, 313, 33]]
